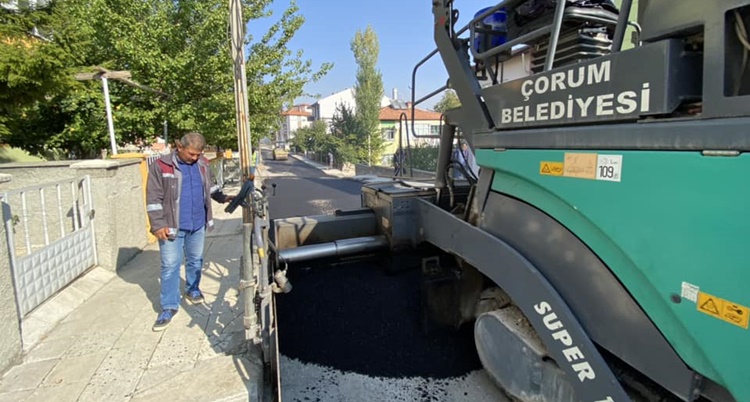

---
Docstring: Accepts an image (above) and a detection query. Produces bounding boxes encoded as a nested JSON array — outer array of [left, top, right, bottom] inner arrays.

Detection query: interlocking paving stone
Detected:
[[23, 336, 77, 363], [0, 359, 58, 392], [24, 381, 87, 402], [41, 351, 107, 387], [0, 389, 33, 402], [63, 332, 122, 358], [77, 368, 142, 402]]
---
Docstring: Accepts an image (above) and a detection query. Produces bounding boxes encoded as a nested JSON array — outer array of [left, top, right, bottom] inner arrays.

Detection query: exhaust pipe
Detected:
[[277, 235, 389, 264]]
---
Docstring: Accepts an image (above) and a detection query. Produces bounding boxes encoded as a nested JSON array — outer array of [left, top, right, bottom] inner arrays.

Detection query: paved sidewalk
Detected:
[[289, 154, 425, 185], [0, 187, 262, 402], [289, 154, 353, 178]]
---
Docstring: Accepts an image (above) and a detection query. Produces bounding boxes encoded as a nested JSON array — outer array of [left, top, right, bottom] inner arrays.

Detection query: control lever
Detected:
[[224, 179, 255, 213]]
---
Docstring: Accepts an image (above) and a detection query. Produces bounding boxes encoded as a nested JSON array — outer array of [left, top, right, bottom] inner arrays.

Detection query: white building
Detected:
[[277, 104, 313, 146], [311, 88, 391, 128]]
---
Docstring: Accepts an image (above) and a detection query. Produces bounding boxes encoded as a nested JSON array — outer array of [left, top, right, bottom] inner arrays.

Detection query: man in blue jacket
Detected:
[[146, 132, 234, 331]]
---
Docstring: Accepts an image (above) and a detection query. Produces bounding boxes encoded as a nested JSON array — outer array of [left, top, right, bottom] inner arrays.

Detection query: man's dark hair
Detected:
[[178, 132, 207, 150]]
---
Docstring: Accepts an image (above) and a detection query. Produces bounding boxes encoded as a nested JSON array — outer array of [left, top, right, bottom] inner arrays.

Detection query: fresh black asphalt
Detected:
[[266, 157, 482, 379]]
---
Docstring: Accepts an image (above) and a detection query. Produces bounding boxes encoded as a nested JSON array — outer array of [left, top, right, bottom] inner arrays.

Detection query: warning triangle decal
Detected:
[[700, 298, 720, 315], [541, 164, 551, 173]]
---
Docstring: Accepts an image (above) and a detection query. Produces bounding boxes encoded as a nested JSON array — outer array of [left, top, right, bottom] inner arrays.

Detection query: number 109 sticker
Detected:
[[541, 153, 624, 182], [596, 154, 623, 182]]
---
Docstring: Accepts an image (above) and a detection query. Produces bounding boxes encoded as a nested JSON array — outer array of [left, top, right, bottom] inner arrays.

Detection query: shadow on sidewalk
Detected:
[[116, 247, 162, 313], [113, 216, 262, 399], [115, 221, 246, 349]]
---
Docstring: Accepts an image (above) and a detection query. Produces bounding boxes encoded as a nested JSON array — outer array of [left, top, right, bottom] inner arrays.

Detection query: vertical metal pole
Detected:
[[70, 182, 80, 231], [435, 121, 456, 190], [612, 0, 634, 52], [20, 192, 30, 254], [56, 184, 64, 238], [101, 77, 117, 155], [543, 0, 567, 71], [163, 120, 168, 150], [242, 222, 259, 342], [253, 216, 272, 362], [39, 188, 49, 246]]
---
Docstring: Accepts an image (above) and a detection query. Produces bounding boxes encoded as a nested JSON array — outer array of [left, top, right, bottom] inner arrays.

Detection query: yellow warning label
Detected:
[[697, 292, 749, 329], [539, 161, 564, 176]]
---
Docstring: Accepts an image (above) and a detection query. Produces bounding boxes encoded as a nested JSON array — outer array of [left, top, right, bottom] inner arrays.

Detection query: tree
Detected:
[[350, 25, 384, 165], [0, 1, 89, 150], [290, 120, 328, 153], [401, 143, 440, 172], [329, 103, 363, 164], [0, 0, 331, 158], [290, 120, 340, 164], [433, 89, 461, 113]]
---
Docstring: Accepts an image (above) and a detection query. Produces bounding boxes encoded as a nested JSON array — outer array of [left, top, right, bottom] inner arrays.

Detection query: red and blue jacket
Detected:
[[146, 152, 229, 237]]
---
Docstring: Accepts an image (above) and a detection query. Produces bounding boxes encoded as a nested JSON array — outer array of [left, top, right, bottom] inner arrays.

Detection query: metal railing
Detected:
[[1, 176, 97, 315], [1, 176, 94, 259]]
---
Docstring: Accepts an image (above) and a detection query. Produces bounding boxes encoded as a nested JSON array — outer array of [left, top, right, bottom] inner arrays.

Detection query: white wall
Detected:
[[313, 88, 391, 124], [278, 115, 311, 144]]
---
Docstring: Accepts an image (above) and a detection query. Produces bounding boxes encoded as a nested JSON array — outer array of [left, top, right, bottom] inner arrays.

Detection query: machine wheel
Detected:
[[475, 306, 577, 402]]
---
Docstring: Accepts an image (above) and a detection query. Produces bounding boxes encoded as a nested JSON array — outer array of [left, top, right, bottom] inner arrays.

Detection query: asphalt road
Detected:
[[263, 156, 507, 402]]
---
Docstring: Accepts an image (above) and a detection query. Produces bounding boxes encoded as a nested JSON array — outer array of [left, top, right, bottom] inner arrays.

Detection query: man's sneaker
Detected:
[[185, 290, 204, 304], [152, 309, 177, 332]]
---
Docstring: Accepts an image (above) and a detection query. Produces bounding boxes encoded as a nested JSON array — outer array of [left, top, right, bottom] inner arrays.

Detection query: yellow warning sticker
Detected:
[[563, 153, 598, 180], [697, 292, 749, 329], [539, 154, 624, 182], [539, 161, 564, 176]]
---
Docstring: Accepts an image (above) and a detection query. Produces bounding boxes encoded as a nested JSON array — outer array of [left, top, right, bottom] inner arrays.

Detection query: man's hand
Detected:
[[224, 195, 236, 204], [154, 227, 170, 241]]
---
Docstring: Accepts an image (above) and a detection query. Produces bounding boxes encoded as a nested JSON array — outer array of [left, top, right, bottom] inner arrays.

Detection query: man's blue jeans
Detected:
[[158, 226, 205, 311]]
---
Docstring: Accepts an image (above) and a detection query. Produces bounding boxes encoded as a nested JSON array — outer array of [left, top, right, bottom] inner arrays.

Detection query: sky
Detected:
[[246, 0, 491, 110]]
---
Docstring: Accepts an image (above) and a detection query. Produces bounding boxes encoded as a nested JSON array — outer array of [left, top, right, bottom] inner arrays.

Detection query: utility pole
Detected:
[[229, 0, 253, 224], [229, 0, 266, 366], [229, 6, 278, 399]]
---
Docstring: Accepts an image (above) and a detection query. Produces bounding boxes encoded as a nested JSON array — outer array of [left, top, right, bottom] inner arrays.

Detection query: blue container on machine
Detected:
[[473, 7, 508, 53]]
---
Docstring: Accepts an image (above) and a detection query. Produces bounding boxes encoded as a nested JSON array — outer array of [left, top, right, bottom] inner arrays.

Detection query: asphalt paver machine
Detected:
[[260, 1, 750, 400]]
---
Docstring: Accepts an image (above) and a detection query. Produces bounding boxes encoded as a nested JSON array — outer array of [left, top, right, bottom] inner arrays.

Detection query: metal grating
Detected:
[[2, 176, 96, 316]]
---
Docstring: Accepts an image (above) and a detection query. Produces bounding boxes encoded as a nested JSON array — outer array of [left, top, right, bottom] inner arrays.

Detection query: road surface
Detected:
[[262, 155, 507, 402]]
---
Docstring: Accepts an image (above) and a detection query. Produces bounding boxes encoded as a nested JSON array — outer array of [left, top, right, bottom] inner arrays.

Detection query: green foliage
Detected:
[[0, 1, 85, 143], [0, 0, 331, 158], [290, 120, 333, 153], [290, 105, 366, 168], [329, 103, 366, 164], [433, 89, 461, 113], [350, 25, 384, 165], [394, 143, 439, 172]]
